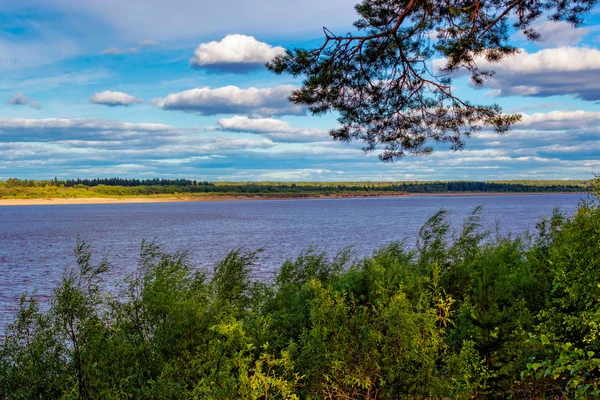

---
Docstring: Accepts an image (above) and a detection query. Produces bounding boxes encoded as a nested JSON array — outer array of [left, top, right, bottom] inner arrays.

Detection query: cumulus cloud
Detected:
[[90, 91, 144, 107], [484, 47, 600, 74], [488, 47, 600, 100], [190, 34, 285, 73], [218, 116, 329, 142], [7, 92, 41, 109], [435, 47, 600, 101], [153, 85, 304, 116]]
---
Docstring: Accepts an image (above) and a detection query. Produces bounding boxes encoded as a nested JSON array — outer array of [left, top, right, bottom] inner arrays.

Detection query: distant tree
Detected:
[[268, 0, 597, 161], [6, 177, 20, 188]]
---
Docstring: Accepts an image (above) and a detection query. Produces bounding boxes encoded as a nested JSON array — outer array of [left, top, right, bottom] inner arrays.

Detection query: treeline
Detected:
[[381, 181, 590, 193], [2, 195, 600, 398], [65, 178, 214, 187], [2, 178, 213, 188], [0, 177, 592, 198]]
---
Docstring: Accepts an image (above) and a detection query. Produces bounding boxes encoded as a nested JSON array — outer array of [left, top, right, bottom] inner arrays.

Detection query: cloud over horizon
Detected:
[[0, 116, 281, 179], [2, 110, 599, 181], [153, 85, 304, 116], [190, 34, 285, 73], [0, 118, 178, 143]]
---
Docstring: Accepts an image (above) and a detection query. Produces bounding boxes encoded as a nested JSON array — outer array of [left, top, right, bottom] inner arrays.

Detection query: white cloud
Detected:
[[90, 91, 144, 107], [518, 110, 600, 130], [7, 92, 41, 109], [190, 34, 285, 72], [218, 116, 329, 142], [218, 116, 293, 132], [485, 46, 600, 73], [153, 85, 304, 116], [434, 46, 600, 75], [435, 47, 600, 100]]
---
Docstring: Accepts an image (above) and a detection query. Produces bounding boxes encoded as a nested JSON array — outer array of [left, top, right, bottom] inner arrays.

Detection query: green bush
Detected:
[[2, 193, 600, 399]]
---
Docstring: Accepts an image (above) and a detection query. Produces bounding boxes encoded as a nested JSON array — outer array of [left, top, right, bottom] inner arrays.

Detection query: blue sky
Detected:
[[1, 1, 599, 181]]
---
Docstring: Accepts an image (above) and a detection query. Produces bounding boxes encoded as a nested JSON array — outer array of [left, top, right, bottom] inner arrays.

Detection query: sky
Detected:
[[0, 1, 599, 181]]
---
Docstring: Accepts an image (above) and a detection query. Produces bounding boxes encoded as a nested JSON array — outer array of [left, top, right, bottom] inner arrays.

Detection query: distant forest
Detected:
[[0, 177, 592, 198]]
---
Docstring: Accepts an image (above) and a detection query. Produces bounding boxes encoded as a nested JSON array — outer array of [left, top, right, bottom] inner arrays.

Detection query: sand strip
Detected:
[[0, 191, 589, 206]]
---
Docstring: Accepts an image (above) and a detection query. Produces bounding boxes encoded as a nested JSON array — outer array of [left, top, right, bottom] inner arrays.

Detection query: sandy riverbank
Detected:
[[0, 191, 588, 206], [0, 193, 407, 206]]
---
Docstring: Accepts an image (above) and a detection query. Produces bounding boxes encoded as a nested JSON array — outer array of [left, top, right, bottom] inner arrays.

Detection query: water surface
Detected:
[[0, 194, 586, 329]]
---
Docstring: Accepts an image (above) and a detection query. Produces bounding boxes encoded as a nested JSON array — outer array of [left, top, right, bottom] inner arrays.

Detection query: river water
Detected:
[[0, 194, 587, 330]]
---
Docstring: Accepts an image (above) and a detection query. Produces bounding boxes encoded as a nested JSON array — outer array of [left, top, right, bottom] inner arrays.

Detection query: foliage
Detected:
[[522, 335, 600, 398], [0, 178, 592, 200], [2, 190, 600, 398], [268, 0, 597, 160]]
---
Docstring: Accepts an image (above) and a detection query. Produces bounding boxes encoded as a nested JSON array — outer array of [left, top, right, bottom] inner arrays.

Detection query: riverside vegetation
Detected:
[[1, 190, 600, 399], [0, 178, 591, 200]]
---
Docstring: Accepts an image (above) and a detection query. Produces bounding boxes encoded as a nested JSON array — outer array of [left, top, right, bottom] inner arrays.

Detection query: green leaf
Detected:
[[540, 335, 551, 345]]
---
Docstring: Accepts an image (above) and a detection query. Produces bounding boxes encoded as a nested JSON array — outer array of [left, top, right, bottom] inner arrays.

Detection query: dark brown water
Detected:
[[0, 194, 586, 330]]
